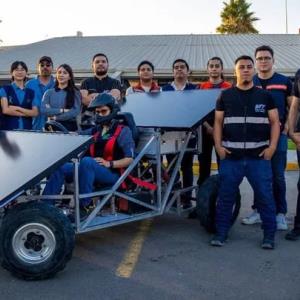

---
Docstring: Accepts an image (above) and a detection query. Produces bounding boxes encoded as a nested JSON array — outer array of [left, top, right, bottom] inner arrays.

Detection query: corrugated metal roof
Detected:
[[0, 34, 299, 77]]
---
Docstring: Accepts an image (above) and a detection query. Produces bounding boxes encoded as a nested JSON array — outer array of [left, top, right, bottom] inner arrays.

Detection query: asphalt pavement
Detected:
[[0, 172, 299, 300]]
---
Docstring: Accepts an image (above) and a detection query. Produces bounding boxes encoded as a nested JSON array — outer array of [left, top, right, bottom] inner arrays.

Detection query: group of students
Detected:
[[126, 57, 232, 208], [0, 57, 81, 132], [1, 47, 300, 248], [0, 53, 228, 209]]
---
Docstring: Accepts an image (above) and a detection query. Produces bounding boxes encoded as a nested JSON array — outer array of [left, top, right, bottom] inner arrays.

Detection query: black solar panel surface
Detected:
[[0, 131, 92, 205], [122, 89, 221, 130]]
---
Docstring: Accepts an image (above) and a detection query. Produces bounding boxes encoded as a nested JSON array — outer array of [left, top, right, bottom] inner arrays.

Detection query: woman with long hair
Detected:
[[0, 61, 38, 130], [41, 64, 81, 131]]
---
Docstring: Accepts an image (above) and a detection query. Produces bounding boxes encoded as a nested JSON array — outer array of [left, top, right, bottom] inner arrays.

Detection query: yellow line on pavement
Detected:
[[116, 219, 153, 278]]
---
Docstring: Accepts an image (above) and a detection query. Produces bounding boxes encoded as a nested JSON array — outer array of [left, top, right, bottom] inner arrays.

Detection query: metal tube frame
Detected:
[[27, 128, 198, 234]]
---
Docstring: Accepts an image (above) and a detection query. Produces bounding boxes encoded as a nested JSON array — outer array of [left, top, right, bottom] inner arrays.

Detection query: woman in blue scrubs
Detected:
[[0, 61, 38, 130]]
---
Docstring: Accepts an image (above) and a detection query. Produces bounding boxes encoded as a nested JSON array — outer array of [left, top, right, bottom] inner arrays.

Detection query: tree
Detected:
[[216, 0, 259, 34]]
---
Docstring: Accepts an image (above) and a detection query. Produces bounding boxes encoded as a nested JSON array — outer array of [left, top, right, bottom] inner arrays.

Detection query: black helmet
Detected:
[[88, 93, 115, 111], [88, 93, 120, 125]]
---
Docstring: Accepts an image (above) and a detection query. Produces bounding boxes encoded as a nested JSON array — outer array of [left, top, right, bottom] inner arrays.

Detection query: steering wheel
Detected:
[[44, 120, 69, 134]]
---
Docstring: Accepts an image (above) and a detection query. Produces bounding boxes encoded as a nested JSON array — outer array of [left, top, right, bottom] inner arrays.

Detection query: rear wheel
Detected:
[[196, 175, 241, 233], [0, 202, 75, 280]]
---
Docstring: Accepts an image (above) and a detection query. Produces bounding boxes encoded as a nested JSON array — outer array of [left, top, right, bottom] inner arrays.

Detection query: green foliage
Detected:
[[216, 0, 259, 34], [288, 139, 296, 150]]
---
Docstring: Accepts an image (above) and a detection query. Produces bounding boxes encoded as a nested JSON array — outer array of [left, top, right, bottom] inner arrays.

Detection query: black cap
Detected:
[[38, 56, 53, 65]]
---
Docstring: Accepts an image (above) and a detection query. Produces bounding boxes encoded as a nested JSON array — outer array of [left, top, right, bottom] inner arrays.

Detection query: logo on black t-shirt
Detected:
[[255, 104, 266, 113]]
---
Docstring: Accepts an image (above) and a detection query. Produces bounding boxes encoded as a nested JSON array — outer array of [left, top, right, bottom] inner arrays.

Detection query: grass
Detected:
[[288, 139, 296, 150]]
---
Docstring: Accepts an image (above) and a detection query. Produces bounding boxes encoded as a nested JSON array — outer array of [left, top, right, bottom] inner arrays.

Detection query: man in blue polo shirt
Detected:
[[162, 59, 197, 208], [242, 45, 293, 230], [26, 56, 55, 130]]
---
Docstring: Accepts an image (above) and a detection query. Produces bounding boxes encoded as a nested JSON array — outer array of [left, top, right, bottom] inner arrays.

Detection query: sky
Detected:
[[0, 0, 299, 46]]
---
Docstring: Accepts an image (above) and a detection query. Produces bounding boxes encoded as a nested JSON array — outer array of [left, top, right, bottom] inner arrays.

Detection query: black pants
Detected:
[[166, 138, 196, 199], [295, 151, 300, 227], [198, 128, 219, 185]]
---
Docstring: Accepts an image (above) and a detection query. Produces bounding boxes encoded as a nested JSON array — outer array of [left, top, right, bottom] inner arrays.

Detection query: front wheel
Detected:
[[0, 202, 75, 280]]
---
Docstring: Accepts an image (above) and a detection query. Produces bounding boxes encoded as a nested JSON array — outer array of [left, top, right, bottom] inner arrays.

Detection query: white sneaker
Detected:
[[241, 210, 262, 225], [276, 213, 288, 231]]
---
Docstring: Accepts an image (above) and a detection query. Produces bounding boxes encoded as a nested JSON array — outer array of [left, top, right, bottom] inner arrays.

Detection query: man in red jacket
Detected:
[[126, 60, 160, 95], [198, 57, 231, 185]]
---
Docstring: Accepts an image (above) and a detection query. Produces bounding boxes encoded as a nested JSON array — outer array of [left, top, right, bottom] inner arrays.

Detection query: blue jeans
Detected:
[[253, 134, 287, 214], [216, 158, 276, 239], [43, 157, 120, 207]]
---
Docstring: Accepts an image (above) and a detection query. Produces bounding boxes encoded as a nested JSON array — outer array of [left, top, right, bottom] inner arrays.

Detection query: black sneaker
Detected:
[[285, 228, 300, 241], [210, 235, 227, 247], [261, 238, 275, 250]]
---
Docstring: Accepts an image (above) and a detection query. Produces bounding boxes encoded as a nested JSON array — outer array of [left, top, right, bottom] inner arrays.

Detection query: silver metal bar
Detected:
[[177, 185, 198, 194], [165, 189, 180, 212], [77, 211, 161, 234], [114, 191, 158, 211], [111, 196, 116, 214], [81, 134, 157, 230], [156, 132, 162, 208], [160, 131, 192, 213], [80, 192, 113, 230], [27, 195, 73, 200], [112, 134, 157, 188], [78, 188, 113, 199], [74, 159, 80, 231]]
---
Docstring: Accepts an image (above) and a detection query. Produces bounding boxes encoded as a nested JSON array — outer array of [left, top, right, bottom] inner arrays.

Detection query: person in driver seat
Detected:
[[43, 93, 135, 211]]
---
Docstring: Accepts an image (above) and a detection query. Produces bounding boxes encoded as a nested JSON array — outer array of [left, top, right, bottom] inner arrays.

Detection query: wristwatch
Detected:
[[109, 161, 114, 168]]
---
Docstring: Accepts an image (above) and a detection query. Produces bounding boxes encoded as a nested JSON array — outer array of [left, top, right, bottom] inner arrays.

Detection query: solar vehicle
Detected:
[[0, 89, 240, 280]]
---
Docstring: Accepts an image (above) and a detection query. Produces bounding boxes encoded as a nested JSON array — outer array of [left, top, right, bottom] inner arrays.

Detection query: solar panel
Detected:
[[0, 131, 92, 206], [121, 89, 221, 130]]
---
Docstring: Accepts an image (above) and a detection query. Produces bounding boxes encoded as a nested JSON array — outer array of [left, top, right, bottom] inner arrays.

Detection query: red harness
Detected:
[[89, 125, 157, 191], [90, 125, 123, 159]]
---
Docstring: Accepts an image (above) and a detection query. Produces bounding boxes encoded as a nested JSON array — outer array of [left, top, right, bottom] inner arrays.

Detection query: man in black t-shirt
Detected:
[[80, 53, 122, 126], [80, 53, 121, 104], [212, 55, 280, 249], [286, 69, 300, 240]]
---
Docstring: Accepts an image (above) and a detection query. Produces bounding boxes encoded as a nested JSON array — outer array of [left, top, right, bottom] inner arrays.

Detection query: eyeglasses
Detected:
[[40, 63, 52, 67], [96, 109, 110, 115], [256, 56, 272, 62]]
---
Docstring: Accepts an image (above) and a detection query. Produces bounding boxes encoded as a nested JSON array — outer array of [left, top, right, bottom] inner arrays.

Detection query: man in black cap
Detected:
[[26, 56, 55, 130], [43, 93, 135, 210]]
